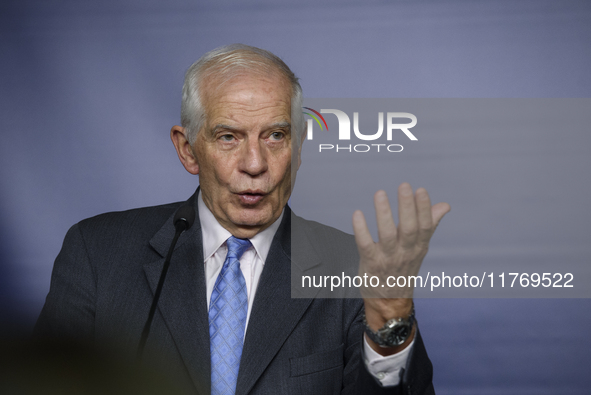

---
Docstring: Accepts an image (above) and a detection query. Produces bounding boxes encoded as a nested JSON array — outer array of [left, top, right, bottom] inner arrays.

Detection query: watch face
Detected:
[[366, 309, 415, 348], [386, 324, 410, 346]]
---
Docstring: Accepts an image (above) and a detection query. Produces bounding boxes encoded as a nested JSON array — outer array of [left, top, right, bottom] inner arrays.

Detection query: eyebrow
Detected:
[[209, 124, 237, 135], [210, 122, 291, 134]]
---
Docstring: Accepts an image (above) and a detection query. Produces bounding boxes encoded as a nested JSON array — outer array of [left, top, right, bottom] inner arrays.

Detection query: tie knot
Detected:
[[226, 236, 251, 260]]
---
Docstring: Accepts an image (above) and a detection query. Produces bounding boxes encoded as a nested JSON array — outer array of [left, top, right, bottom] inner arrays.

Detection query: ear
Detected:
[[170, 125, 200, 175]]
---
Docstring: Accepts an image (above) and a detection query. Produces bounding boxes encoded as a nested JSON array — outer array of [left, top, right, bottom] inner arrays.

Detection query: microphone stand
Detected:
[[137, 206, 194, 360]]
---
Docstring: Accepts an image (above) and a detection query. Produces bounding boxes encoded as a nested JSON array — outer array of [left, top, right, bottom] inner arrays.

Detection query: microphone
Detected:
[[173, 204, 196, 233], [137, 204, 195, 359]]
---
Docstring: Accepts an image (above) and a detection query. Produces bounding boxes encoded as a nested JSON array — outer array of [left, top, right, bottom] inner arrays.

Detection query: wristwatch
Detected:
[[363, 304, 415, 348]]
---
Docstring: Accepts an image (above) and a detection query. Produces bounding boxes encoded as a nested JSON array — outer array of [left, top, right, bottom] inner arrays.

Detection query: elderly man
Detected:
[[36, 44, 449, 395]]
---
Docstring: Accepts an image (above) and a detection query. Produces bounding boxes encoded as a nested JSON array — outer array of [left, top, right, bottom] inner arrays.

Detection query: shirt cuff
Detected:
[[362, 335, 415, 387]]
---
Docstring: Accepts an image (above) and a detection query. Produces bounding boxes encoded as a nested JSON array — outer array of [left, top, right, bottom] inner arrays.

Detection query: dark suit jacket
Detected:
[[35, 190, 434, 394]]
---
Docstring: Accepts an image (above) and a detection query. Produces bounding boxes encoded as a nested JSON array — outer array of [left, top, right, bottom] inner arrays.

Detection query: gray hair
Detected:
[[181, 44, 304, 146]]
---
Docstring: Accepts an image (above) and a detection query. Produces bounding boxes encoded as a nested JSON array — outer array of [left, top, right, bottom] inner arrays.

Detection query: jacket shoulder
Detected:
[[291, 213, 358, 257], [75, 201, 184, 242]]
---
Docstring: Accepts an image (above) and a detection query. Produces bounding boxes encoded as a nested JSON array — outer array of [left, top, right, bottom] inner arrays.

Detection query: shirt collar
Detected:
[[198, 190, 284, 264]]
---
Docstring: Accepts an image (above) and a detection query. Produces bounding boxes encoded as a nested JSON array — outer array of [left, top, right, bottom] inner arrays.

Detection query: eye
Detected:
[[219, 134, 235, 142], [269, 131, 284, 141]]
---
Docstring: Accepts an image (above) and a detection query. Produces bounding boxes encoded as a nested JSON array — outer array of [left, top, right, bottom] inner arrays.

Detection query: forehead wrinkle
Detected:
[[202, 72, 291, 110], [201, 73, 292, 137], [214, 92, 290, 111], [201, 67, 293, 98], [208, 99, 290, 126], [207, 88, 289, 114]]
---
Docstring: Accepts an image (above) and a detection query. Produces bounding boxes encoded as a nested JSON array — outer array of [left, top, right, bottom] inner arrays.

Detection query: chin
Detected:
[[232, 208, 276, 228]]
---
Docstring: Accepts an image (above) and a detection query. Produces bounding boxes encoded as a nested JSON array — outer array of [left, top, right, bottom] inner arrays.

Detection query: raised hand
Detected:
[[352, 182, 450, 353]]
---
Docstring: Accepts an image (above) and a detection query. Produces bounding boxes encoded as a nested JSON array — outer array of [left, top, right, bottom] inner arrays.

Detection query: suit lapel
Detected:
[[144, 192, 211, 395], [144, 196, 323, 395], [236, 208, 321, 395]]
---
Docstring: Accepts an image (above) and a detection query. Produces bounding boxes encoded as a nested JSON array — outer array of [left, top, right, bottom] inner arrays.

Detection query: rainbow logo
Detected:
[[302, 107, 329, 131]]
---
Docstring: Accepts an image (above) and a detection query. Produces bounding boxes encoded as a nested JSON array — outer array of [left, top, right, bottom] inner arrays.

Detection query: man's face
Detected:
[[192, 72, 296, 238]]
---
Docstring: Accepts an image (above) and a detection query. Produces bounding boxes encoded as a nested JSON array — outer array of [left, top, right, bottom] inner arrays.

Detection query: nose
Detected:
[[239, 137, 268, 176]]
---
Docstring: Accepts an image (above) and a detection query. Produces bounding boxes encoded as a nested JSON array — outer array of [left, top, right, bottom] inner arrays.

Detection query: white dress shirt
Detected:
[[198, 192, 413, 387]]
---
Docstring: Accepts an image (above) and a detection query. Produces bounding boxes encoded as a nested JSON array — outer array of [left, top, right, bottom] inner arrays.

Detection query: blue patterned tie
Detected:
[[209, 236, 251, 395]]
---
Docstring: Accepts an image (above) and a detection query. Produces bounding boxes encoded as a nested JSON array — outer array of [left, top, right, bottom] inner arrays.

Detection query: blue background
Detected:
[[1, 0, 590, 393]]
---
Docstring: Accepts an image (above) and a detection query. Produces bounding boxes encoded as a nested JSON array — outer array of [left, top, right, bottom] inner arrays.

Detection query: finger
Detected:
[[374, 190, 397, 245], [398, 182, 418, 245], [415, 187, 433, 243], [431, 202, 451, 229], [352, 210, 374, 253]]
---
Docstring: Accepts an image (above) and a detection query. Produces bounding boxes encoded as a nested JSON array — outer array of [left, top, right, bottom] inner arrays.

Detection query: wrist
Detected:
[[363, 301, 415, 352], [364, 298, 413, 330]]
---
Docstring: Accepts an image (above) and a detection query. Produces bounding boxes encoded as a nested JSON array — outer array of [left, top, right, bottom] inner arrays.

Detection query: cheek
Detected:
[[217, 158, 240, 184], [202, 152, 235, 183], [272, 155, 293, 189]]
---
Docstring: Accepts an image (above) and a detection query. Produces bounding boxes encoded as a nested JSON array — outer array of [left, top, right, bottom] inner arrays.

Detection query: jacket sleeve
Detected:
[[34, 223, 97, 341], [344, 302, 435, 395], [355, 329, 434, 395]]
